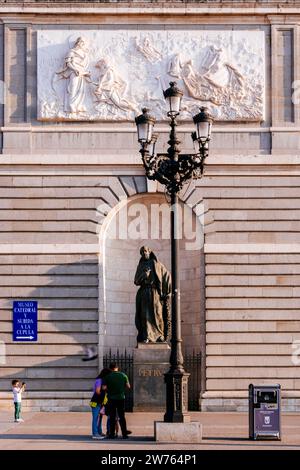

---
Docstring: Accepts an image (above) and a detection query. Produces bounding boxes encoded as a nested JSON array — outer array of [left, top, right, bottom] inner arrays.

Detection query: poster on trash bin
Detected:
[[254, 406, 280, 433]]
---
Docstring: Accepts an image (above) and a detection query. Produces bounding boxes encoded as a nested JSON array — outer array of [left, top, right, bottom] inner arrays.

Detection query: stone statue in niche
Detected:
[[135, 37, 162, 63], [134, 246, 171, 344], [94, 58, 138, 115], [56, 36, 91, 115]]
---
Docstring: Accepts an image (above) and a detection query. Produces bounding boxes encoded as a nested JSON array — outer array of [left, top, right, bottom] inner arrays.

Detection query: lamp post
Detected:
[[135, 82, 212, 423]]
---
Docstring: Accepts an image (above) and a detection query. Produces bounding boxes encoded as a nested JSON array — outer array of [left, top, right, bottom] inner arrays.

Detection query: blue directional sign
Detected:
[[13, 301, 38, 342]]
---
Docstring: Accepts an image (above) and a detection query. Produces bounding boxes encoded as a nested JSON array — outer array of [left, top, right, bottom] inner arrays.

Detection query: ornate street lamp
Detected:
[[135, 82, 212, 423], [163, 81, 184, 117]]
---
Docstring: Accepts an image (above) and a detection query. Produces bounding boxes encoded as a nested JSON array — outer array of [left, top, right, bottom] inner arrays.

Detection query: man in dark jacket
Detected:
[[103, 362, 131, 439]]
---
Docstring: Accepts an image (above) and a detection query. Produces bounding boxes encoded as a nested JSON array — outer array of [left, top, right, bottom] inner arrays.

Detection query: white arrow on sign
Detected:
[[16, 336, 34, 340]]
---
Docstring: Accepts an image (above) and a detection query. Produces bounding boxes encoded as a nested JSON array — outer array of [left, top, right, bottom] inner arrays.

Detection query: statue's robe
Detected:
[[57, 46, 89, 113], [134, 255, 171, 343]]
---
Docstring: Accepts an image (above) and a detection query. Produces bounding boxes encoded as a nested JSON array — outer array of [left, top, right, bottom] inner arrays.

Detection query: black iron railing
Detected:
[[103, 349, 201, 412], [184, 350, 202, 411]]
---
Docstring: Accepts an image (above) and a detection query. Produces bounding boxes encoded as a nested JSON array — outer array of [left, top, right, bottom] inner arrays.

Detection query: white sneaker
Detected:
[[16, 419, 24, 423], [92, 435, 105, 440]]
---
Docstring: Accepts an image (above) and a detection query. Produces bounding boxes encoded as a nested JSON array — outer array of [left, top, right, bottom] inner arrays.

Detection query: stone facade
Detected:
[[0, 1, 300, 412]]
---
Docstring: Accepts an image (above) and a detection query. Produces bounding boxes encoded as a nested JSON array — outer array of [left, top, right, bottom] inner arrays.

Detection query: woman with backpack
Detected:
[[90, 368, 111, 440]]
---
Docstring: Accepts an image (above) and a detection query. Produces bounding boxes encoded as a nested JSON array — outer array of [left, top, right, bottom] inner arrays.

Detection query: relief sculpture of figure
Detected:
[[181, 47, 245, 106], [201, 45, 244, 91], [181, 60, 201, 96], [168, 53, 183, 78], [181, 59, 224, 105], [134, 246, 171, 344], [56, 36, 91, 115], [135, 37, 162, 63], [94, 58, 138, 115]]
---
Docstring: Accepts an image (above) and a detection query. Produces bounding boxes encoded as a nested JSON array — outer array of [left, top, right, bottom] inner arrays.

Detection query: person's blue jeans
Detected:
[[91, 405, 103, 436]]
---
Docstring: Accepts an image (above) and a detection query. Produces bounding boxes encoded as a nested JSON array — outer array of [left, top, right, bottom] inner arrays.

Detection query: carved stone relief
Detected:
[[37, 29, 265, 121]]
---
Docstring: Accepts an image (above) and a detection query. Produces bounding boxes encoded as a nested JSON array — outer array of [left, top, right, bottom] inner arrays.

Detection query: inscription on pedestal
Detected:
[[133, 343, 170, 411], [138, 368, 163, 377]]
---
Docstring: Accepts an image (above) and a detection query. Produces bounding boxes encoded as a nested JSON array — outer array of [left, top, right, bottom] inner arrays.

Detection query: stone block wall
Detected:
[[0, 1, 300, 411], [188, 157, 300, 411]]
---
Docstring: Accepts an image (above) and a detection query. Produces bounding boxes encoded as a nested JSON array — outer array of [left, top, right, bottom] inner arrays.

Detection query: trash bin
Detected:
[[249, 384, 281, 440]]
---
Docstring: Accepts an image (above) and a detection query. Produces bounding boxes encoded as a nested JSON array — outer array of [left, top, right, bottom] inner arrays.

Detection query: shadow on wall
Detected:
[[1, 259, 100, 411]]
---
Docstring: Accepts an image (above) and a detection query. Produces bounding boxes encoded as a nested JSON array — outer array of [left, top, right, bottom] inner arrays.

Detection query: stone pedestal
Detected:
[[133, 342, 170, 411], [154, 422, 202, 443]]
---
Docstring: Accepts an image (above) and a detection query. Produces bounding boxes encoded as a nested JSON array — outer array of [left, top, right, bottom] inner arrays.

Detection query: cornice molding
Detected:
[[1, 2, 300, 17]]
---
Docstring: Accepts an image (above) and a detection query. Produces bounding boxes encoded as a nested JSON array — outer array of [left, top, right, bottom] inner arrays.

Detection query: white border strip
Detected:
[[205, 244, 300, 253]]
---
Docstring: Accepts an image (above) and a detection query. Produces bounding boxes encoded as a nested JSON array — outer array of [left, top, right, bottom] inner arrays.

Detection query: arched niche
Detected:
[[98, 192, 205, 360]]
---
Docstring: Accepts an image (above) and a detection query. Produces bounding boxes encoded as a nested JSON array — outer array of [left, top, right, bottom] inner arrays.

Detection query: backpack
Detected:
[[89, 389, 108, 408]]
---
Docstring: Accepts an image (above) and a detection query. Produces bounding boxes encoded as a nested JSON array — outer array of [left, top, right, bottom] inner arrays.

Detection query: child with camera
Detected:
[[12, 379, 26, 423]]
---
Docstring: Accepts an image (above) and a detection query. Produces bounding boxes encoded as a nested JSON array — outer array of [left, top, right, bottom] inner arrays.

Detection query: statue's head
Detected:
[[140, 246, 151, 260], [74, 36, 88, 50], [96, 58, 109, 72]]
